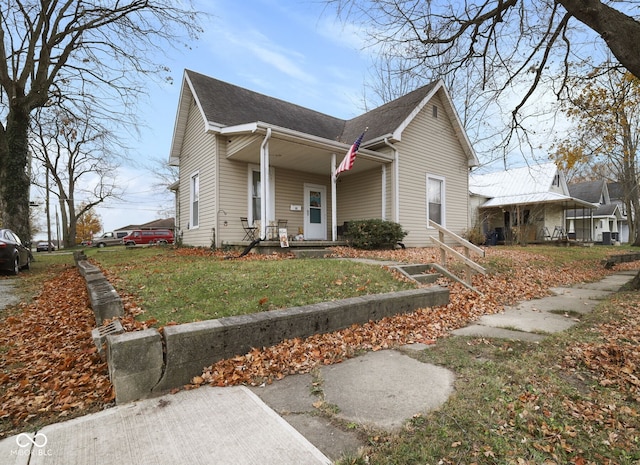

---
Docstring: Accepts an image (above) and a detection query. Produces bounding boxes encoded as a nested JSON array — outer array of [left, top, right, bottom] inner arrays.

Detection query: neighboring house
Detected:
[[115, 218, 176, 235], [469, 163, 595, 244], [608, 182, 632, 243], [567, 181, 626, 243], [168, 70, 479, 248]]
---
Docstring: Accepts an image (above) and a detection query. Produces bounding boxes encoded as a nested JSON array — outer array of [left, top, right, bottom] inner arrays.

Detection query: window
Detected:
[[552, 174, 560, 187], [252, 169, 261, 222], [427, 175, 445, 226], [432, 105, 438, 118], [190, 172, 199, 228], [248, 165, 275, 224]]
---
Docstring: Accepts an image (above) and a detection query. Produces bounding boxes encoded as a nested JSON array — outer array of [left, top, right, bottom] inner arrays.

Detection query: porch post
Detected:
[[260, 128, 271, 239], [331, 153, 337, 242], [393, 149, 399, 223]]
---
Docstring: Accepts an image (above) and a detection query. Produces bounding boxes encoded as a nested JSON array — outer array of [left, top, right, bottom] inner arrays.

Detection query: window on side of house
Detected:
[[426, 175, 445, 226], [251, 168, 261, 223], [190, 172, 199, 229]]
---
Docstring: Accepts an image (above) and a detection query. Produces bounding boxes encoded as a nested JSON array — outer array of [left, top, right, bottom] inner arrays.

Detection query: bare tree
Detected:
[[144, 155, 179, 219], [328, 1, 640, 159], [0, 1, 203, 242], [30, 104, 123, 247]]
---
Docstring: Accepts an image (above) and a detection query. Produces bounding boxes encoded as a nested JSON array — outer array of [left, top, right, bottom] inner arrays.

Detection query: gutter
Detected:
[[219, 122, 392, 162]]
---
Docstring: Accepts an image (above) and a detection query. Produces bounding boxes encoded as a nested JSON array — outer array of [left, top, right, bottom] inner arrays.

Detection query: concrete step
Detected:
[[409, 273, 440, 284], [292, 249, 332, 258], [391, 264, 441, 285]]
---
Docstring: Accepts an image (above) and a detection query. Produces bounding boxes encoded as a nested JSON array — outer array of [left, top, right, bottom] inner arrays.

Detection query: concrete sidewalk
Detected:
[[1, 386, 331, 465], [1, 270, 636, 464]]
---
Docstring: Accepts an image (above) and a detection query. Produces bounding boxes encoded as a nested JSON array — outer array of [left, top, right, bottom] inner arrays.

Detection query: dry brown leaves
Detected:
[[193, 247, 620, 389], [566, 295, 640, 402], [0, 267, 113, 437]]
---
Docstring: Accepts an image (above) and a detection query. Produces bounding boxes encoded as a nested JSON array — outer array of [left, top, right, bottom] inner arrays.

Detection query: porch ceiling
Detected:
[[226, 134, 390, 175]]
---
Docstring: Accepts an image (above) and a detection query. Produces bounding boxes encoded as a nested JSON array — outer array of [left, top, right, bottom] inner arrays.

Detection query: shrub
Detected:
[[346, 219, 408, 250], [462, 226, 487, 246]]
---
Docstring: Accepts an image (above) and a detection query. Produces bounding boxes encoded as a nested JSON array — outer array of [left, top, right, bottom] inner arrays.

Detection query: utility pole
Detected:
[[45, 163, 52, 252]]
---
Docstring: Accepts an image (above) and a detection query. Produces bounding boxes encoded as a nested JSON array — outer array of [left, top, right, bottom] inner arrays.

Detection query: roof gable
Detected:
[[169, 70, 478, 166]]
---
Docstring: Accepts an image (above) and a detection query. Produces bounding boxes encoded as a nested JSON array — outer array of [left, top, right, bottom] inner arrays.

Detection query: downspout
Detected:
[[260, 128, 271, 239], [383, 138, 399, 223], [331, 153, 337, 241]]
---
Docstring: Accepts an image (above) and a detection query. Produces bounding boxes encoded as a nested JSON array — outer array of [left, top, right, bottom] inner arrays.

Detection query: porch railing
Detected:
[[428, 219, 486, 294]]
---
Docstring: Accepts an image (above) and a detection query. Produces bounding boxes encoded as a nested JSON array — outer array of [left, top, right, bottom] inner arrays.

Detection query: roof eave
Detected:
[[219, 121, 393, 162]]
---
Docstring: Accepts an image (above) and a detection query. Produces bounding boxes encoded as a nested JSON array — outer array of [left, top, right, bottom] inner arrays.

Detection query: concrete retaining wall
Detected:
[[77, 255, 449, 403], [75, 252, 124, 325]]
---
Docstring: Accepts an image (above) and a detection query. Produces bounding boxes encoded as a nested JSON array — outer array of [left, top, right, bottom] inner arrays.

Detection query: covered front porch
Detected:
[[476, 196, 596, 246], [218, 123, 397, 247]]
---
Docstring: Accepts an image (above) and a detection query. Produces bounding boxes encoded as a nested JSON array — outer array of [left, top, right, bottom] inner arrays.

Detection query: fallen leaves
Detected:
[[565, 295, 640, 402], [193, 247, 619, 389], [0, 266, 114, 438]]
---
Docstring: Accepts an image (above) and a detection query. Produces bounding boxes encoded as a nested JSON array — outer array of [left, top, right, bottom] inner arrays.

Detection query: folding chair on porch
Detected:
[[241, 217, 257, 241]]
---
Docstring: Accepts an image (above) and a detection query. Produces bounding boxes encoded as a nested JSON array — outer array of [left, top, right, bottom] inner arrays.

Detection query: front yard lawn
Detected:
[[87, 247, 417, 326]]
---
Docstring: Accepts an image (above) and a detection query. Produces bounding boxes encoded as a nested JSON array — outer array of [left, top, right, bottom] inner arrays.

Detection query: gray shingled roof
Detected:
[[566, 203, 618, 218], [186, 70, 437, 145], [568, 180, 605, 203], [607, 182, 624, 201]]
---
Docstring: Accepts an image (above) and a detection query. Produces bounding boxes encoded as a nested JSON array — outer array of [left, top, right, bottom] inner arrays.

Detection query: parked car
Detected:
[[122, 229, 174, 246], [0, 229, 30, 275], [92, 231, 129, 248], [36, 241, 56, 252]]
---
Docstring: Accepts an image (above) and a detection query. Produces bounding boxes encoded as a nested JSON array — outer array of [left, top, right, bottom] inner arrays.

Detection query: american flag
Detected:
[[335, 129, 367, 177]]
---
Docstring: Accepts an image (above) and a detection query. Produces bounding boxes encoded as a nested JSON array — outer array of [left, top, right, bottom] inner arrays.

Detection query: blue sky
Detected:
[[32, 0, 577, 238], [35, 0, 376, 237]]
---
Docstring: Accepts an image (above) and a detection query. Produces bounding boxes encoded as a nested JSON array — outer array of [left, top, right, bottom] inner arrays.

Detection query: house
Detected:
[[168, 70, 479, 248], [116, 218, 176, 234], [607, 182, 632, 243], [567, 181, 626, 243], [469, 163, 595, 244]]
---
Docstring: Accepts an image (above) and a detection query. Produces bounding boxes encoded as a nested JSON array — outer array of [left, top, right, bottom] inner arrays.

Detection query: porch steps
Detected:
[[390, 264, 441, 285], [391, 263, 484, 296]]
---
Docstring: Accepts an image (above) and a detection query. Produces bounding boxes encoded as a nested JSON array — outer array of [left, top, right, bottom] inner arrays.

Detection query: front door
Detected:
[[304, 184, 326, 240]]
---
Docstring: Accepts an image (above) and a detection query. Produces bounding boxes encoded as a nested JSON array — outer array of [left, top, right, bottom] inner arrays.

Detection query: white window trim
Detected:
[[426, 174, 446, 228], [190, 171, 200, 230]]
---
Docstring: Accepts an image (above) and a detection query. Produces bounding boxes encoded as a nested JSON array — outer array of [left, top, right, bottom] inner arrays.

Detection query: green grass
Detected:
[[86, 247, 417, 326]]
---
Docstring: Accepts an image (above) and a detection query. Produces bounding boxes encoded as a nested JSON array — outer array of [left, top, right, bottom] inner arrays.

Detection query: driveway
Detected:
[[0, 278, 20, 310]]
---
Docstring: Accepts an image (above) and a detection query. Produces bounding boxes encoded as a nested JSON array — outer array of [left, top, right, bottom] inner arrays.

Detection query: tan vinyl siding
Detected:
[[336, 167, 384, 222], [265, 168, 332, 239], [217, 141, 253, 244], [178, 99, 217, 247], [396, 92, 470, 247], [273, 168, 306, 237]]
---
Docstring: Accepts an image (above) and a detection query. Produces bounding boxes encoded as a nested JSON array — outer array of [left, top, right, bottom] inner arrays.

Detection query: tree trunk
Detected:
[[0, 107, 32, 241], [629, 269, 640, 290], [559, 0, 640, 80]]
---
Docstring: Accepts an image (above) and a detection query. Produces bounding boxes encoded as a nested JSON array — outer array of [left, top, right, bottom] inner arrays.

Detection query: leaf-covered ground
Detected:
[[191, 247, 624, 387], [0, 246, 637, 442], [0, 266, 114, 438]]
